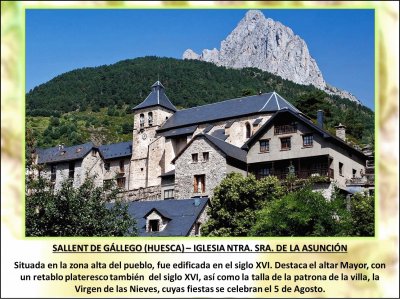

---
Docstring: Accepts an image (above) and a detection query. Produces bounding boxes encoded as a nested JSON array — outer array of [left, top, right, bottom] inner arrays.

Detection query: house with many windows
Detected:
[[34, 81, 373, 235]]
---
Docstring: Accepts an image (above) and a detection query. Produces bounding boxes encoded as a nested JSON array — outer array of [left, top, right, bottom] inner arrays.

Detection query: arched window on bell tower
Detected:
[[148, 112, 153, 127], [245, 122, 251, 139], [139, 113, 145, 130]]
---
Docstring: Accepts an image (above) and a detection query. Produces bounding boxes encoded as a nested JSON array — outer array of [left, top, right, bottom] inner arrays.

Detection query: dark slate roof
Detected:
[[160, 169, 175, 177], [125, 198, 209, 236], [225, 120, 236, 128], [132, 81, 177, 112], [158, 91, 300, 132], [203, 134, 247, 163], [210, 129, 228, 141], [144, 208, 172, 220], [172, 133, 246, 164], [159, 125, 197, 138], [203, 124, 214, 133], [98, 141, 132, 160], [242, 109, 367, 159], [36, 142, 94, 164], [253, 118, 263, 126]]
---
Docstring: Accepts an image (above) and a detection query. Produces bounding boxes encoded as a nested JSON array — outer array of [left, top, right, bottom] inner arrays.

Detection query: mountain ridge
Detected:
[[26, 56, 374, 149], [183, 10, 361, 104]]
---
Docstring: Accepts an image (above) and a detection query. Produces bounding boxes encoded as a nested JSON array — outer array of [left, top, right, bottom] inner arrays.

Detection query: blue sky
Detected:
[[26, 9, 375, 109]]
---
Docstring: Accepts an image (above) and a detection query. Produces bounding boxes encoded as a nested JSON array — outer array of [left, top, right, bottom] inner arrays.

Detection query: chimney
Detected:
[[335, 123, 346, 141], [317, 110, 324, 129]]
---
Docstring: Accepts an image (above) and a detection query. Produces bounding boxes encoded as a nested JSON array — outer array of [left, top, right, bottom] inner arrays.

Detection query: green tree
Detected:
[[50, 116, 60, 126], [250, 186, 346, 237], [26, 177, 137, 237], [122, 123, 132, 134], [201, 173, 283, 236], [344, 192, 374, 236]]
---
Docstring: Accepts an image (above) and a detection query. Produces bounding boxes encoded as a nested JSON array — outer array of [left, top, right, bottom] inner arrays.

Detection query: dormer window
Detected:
[[148, 112, 153, 126], [145, 209, 170, 233], [139, 114, 144, 129]]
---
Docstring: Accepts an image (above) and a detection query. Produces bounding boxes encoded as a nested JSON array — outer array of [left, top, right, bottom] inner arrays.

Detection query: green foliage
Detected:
[[201, 173, 283, 236], [26, 177, 137, 237], [203, 173, 374, 237], [26, 56, 374, 147], [27, 106, 133, 148], [345, 192, 375, 236], [250, 186, 345, 236]]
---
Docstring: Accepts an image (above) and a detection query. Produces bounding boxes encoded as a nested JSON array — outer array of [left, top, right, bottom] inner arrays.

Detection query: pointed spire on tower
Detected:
[[132, 81, 177, 112]]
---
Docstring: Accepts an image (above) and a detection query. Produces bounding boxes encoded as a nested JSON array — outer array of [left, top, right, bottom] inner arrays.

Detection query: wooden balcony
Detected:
[[256, 168, 334, 180]]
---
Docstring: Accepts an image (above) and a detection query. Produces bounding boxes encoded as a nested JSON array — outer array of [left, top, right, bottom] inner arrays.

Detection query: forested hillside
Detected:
[[26, 56, 374, 148]]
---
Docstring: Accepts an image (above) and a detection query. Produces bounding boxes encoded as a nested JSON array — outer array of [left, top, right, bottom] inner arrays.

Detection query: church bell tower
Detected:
[[130, 81, 177, 189]]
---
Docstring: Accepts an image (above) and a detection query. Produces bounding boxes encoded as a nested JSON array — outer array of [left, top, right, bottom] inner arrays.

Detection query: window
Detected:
[[194, 175, 205, 193], [203, 152, 209, 162], [148, 112, 153, 126], [192, 153, 198, 163], [194, 222, 201, 236], [91, 149, 96, 157], [164, 189, 174, 200], [117, 177, 126, 188], [339, 162, 344, 176], [245, 122, 251, 138], [119, 160, 125, 173], [68, 162, 75, 179], [259, 140, 270, 153], [149, 219, 160, 232], [274, 123, 297, 135], [352, 169, 357, 178], [303, 134, 313, 147], [51, 165, 56, 182], [280, 137, 291, 150], [104, 162, 110, 171], [139, 113, 144, 129], [257, 168, 271, 179]]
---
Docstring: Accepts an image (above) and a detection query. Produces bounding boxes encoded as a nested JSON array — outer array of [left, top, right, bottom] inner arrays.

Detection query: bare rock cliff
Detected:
[[183, 10, 360, 104]]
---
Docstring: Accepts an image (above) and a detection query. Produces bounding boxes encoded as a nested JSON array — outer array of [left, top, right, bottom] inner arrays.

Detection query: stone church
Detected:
[[34, 81, 374, 236]]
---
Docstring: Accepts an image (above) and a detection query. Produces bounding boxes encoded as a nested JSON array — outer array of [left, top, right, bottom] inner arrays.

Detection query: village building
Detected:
[[34, 82, 373, 235]]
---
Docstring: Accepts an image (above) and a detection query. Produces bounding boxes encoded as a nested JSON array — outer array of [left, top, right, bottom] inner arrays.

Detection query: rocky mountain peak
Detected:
[[244, 9, 265, 22], [183, 10, 360, 104]]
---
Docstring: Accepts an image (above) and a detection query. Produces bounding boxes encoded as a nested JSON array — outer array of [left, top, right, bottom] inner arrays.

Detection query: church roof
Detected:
[[158, 91, 300, 132], [98, 141, 132, 160], [159, 125, 197, 138], [132, 81, 177, 112]]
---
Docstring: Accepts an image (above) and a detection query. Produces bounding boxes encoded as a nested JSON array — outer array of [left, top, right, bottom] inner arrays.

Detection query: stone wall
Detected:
[[103, 157, 131, 190], [124, 185, 161, 201], [192, 114, 272, 148], [188, 204, 209, 236], [174, 136, 227, 199], [131, 106, 174, 189], [79, 150, 103, 187], [311, 182, 335, 200]]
